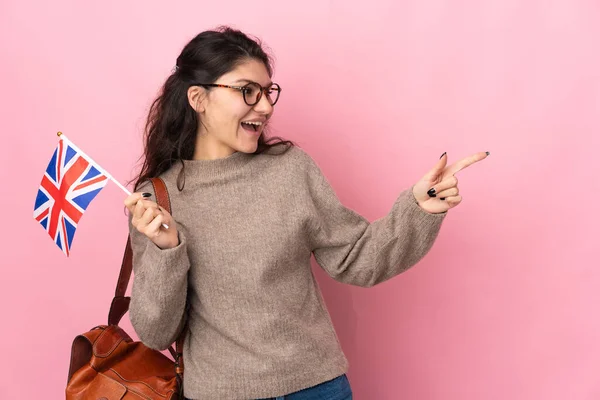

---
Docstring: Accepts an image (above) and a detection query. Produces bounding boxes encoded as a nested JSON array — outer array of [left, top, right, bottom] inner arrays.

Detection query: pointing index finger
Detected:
[[446, 151, 489, 175]]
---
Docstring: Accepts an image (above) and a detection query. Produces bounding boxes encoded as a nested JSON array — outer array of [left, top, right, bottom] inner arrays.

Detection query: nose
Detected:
[[253, 91, 274, 115]]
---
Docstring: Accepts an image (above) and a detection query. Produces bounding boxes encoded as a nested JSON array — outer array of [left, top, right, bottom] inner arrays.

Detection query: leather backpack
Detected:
[[66, 177, 186, 400]]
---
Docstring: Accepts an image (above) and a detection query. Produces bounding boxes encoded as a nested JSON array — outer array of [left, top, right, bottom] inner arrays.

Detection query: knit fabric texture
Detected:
[[128, 145, 446, 399]]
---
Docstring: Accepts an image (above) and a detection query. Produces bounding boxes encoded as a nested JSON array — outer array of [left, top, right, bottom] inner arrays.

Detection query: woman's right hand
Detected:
[[124, 192, 179, 250]]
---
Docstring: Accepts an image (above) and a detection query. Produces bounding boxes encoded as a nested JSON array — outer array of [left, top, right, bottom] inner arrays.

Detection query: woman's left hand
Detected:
[[412, 151, 489, 214]]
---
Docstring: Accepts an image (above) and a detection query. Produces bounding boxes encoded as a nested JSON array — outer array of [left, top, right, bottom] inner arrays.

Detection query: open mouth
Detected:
[[241, 121, 262, 133]]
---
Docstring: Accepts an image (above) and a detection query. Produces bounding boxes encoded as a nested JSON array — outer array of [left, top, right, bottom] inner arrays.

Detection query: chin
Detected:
[[235, 141, 259, 154]]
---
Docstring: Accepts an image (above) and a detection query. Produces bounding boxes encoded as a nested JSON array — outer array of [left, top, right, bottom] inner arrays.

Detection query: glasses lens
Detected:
[[243, 83, 281, 105], [266, 84, 281, 105], [243, 83, 262, 105]]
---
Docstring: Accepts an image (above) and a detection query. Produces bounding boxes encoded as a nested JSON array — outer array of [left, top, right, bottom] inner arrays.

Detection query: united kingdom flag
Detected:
[[33, 136, 109, 256]]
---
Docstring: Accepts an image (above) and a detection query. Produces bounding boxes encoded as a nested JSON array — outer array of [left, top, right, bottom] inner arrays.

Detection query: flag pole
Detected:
[[56, 132, 169, 229]]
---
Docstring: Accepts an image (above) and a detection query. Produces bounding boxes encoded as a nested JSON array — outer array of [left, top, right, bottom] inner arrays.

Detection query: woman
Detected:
[[124, 26, 487, 400]]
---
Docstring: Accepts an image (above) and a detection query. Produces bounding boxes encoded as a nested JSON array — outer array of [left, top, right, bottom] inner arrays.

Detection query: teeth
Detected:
[[242, 121, 262, 126]]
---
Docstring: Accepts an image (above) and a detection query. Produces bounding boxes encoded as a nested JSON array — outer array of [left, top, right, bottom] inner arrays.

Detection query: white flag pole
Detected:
[[56, 132, 169, 229]]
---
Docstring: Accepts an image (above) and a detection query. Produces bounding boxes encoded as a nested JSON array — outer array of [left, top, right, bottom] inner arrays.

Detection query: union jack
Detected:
[[33, 135, 109, 256]]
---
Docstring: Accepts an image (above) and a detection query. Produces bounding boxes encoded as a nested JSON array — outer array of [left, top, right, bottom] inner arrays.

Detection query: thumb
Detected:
[[425, 152, 448, 180]]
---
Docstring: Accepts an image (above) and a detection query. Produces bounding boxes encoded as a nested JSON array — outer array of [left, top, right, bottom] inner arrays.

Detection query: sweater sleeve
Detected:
[[303, 153, 447, 287], [128, 182, 191, 351]]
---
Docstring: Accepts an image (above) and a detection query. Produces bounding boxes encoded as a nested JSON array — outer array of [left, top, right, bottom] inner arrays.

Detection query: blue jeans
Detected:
[[185, 374, 352, 400], [268, 374, 352, 400]]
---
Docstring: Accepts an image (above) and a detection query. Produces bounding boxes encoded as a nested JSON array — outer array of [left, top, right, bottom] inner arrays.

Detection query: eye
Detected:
[[242, 84, 260, 96]]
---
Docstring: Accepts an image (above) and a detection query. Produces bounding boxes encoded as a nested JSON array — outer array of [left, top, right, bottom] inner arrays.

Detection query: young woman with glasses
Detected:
[[124, 26, 488, 400]]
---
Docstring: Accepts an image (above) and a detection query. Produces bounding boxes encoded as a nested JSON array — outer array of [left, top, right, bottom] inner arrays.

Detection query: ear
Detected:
[[187, 85, 206, 113]]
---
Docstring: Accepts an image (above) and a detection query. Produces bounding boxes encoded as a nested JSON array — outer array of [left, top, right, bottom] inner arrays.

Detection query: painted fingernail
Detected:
[[486, 151, 490, 156], [142, 192, 152, 198], [427, 188, 436, 197], [440, 152, 447, 159], [440, 197, 446, 200]]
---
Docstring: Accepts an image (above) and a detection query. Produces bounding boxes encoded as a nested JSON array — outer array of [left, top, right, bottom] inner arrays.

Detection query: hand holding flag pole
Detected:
[[55, 132, 169, 230]]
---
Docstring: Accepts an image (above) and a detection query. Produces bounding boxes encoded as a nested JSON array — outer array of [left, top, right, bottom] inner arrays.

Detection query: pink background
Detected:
[[2, 1, 599, 399]]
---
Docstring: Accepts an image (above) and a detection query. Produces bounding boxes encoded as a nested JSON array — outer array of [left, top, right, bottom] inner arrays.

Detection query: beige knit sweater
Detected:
[[128, 145, 446, 399]]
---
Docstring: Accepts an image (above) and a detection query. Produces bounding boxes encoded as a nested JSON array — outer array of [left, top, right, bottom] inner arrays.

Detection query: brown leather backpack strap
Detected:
[[114, 238, 133, 299], [108, 177, 171, 326], [107, 236, 134, 326], [149, 177, 187, 388], [150, 176, 171, 216], [175, 326, 187, 371]]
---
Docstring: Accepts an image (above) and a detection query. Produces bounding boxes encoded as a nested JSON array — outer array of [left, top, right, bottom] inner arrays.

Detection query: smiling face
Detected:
[[187, 58, 278, 160]]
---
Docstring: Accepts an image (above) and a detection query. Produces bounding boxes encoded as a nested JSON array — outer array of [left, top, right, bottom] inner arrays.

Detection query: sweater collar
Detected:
[[178, 151, 255, 182]]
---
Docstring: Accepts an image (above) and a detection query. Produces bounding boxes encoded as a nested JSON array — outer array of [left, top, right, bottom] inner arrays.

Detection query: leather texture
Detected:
[[66, 177, 186, 400]]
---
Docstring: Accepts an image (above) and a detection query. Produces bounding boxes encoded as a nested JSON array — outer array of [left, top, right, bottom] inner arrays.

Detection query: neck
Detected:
[[193, 133, 236, 160]]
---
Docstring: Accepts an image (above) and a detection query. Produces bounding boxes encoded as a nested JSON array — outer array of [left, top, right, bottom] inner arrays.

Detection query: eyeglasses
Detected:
[[194, 82, 281, 106]]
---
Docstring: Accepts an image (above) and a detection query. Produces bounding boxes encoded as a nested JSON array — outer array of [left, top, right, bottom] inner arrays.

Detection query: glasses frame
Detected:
[[193, 82, 281, 106]]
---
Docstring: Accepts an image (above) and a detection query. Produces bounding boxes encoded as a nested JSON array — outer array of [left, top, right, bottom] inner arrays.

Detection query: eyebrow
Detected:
[[233, 79, 274, 86]]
